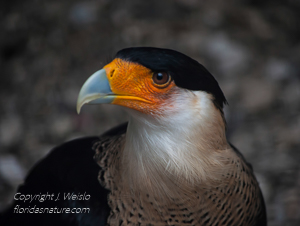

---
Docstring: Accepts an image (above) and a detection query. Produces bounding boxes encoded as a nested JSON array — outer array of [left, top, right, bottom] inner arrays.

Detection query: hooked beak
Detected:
[[76, 69, 114, 114]]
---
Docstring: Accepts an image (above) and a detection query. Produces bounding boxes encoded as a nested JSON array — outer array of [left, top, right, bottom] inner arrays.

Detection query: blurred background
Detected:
[[0, 0, 299, 225]]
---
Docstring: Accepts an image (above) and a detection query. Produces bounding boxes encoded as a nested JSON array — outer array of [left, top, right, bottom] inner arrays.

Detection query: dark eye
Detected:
[[152, 72, 170, 86]]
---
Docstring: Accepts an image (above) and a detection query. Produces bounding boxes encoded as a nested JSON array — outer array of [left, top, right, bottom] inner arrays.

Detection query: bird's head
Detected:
[[77, 47, 230, 187], [77, 47, 227, 125]]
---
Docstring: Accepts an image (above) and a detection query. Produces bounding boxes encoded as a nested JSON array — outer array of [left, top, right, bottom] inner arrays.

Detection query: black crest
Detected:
[[116, 47, 228, 110]]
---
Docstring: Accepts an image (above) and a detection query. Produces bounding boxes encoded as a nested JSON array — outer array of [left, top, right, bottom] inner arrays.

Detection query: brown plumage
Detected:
[[93, 123, 266, 226]]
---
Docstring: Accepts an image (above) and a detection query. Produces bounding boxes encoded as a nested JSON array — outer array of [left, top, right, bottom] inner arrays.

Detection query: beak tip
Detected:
[[76, 101, 83, 114], [76, 69, 113, 113]]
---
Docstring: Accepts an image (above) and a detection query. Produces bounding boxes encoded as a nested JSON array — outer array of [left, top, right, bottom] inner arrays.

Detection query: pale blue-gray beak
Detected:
[[76, 69, 115, 114]]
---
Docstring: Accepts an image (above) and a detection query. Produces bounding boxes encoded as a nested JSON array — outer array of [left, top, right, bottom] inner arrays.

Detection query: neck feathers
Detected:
[[121, 91, 230, 197]]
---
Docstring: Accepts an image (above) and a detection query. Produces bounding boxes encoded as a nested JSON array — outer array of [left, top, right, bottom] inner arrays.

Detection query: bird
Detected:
[[0, 47, 267, 226]]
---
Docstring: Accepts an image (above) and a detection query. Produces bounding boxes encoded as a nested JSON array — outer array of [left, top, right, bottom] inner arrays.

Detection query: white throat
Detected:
[[121, 91, 229, 194]]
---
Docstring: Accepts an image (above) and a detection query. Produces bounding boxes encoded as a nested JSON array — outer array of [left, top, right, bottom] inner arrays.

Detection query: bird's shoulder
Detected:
[[223, 143, 267, 226], [0, 123, 128, 226]]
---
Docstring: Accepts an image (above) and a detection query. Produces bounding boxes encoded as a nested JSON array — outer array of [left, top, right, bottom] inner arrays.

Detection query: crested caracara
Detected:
[[1, 47, 267, 226]]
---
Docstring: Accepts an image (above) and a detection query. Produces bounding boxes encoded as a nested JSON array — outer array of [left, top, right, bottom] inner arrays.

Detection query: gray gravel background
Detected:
[[1, 0, 300, 225]]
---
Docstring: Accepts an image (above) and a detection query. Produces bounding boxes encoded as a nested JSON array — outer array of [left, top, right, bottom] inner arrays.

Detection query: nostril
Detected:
[[110, 69, 115, 78]]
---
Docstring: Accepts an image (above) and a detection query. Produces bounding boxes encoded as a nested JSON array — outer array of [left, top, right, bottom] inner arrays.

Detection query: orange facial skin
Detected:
[[103, 58, 177, 115]]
